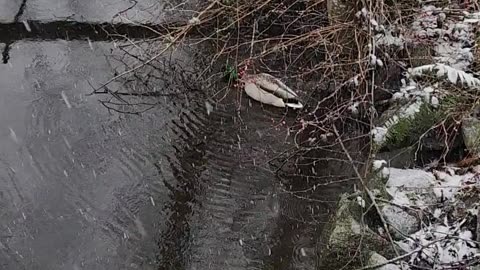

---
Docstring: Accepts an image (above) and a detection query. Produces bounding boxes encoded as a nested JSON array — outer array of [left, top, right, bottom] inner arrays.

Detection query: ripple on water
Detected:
[[157, 100, 290, 270], [0, 38, 348, 270], [0, 40, 210, 269]]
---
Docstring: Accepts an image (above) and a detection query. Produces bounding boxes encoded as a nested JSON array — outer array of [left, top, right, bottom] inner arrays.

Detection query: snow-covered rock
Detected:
[[386, 168, 436, 207], [368, 252, 401, 270], [382, 204, 419, 239]]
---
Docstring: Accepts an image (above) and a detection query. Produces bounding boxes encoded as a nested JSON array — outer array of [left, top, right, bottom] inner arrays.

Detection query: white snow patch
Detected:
[[373, 160, 387, 170], [371, 127, 388, 144], [410, 64, 480, 88], [356, 196, 366, 208], [401, 224, 477, 266], [432, 170, 465, 202]]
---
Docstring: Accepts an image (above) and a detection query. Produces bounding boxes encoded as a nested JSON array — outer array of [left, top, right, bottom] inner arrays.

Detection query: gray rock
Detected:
[[368, 252, 401, 270], [382, 204, 419, 240], [386, 168, 437, 207], [319, 194, 397, 269], [376, 147, 415, 169], [462, 117, 480, 155], [328, 194, 363, 246]]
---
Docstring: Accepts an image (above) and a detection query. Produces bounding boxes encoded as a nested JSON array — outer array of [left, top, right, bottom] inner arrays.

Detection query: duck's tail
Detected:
[[285, 101, 304, 109]]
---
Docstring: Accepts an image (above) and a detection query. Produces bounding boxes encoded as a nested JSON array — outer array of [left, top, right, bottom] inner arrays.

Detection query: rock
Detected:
[[382, 204, 419, 240], [386, 168, 436, 208], [368, 161, 392, 199], [328, 194, 363, 246], [319, 194, 396, 269], [368, 252, 401, 270], [462, 117, 480, 156], [376, 147, 416, 169]]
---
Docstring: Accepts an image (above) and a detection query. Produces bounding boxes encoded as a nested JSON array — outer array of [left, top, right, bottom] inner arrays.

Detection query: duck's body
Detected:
[[241, 73, 303, 109]]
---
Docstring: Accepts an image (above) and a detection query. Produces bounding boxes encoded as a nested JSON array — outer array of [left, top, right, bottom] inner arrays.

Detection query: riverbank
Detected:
[[319, 1, 480, 269]]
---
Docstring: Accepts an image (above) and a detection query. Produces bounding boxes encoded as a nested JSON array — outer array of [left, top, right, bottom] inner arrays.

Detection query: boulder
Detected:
[[382, 204, 419, 240], [368, 252, 401, 270], [319, 194, 396, 269], [386, 168, 436, 208], [462, 117, 480, 156]]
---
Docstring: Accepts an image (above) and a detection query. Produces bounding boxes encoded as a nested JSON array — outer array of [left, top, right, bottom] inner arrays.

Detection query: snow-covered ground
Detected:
[[365, 2, 480, 269], [371, 3, 480, 148], [380, 165, 480, 269]]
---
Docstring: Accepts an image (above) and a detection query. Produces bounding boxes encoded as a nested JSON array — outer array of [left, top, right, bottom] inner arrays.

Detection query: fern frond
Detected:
[[384, 103, 447, 149], [409, 64, 480, 88]]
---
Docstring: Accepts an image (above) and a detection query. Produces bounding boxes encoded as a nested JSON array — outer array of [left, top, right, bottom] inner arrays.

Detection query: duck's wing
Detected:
[[244, 82, 286, 107], [255, 73, 299, 99]]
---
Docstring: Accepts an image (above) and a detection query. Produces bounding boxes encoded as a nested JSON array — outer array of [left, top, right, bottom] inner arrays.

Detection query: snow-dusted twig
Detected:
[[356, 238, 445, 270]]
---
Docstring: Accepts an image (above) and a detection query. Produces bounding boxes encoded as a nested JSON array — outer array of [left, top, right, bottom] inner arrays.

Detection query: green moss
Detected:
[[320, 233, 395, 270], [318, 194, 396, 270]]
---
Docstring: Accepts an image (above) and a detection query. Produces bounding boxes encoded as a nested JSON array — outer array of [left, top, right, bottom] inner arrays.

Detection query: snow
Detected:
[[381, 167, 390, 178], [382, 166, 480, 268], [372, 127, 388, 144], [435, 43, 473, 70], [431, 96, 439, 107], [400, 223, 478, 267], [188, 17, 200, 25], [348, 101, 360, 115], [410, 64, 480, 87], [373, 160, 387, 170], [432, 170, 466, 202], [386, 168, 435, 207], [376, 31, 404, 48], [371, 1, 480, 147], [362, 1, 480, 268], [356, 196, 366, 208]]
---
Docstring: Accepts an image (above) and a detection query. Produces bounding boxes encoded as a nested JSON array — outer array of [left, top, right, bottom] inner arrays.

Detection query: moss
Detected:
[[366, 166, 391, 200], [318, 194, 396, 270], [462, 117, 480, 155], [320, 233, 394, 270]]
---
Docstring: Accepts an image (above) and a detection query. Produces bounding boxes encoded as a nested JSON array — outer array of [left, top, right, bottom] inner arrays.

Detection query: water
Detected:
[[0, 1, 348, 269], [0, 0, 189, 23]]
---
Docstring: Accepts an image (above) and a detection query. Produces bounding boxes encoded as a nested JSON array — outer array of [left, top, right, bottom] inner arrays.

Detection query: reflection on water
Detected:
[[0, 6, 349, 270], [0, 40, 302, 270], [0, 0, 200, 24], [0, 41, 176, 269]]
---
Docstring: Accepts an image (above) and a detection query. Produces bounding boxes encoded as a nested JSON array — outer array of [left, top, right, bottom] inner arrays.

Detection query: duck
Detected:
[[240, 73, 304, 109]]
